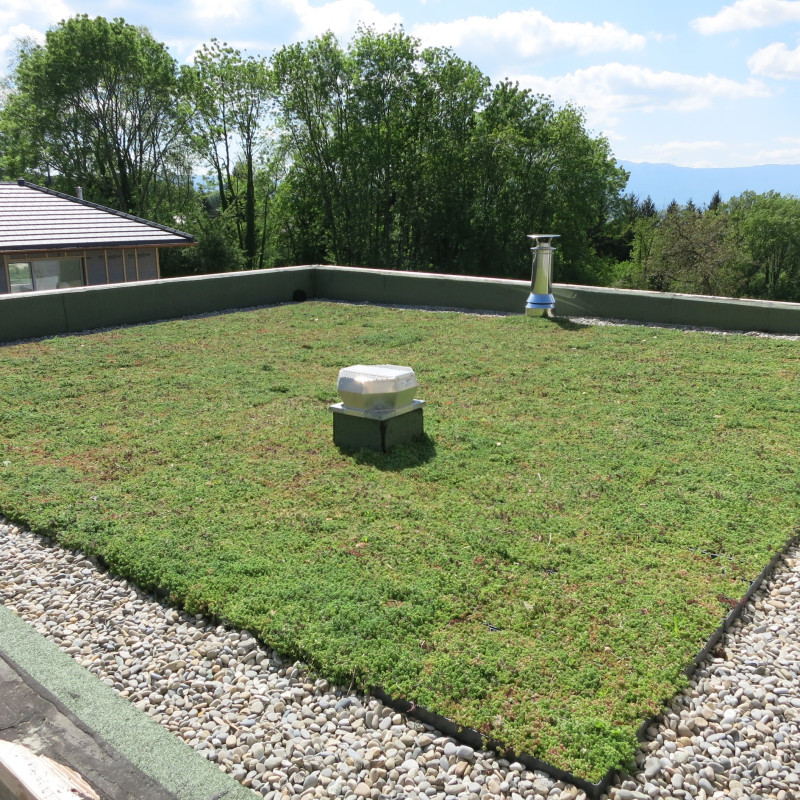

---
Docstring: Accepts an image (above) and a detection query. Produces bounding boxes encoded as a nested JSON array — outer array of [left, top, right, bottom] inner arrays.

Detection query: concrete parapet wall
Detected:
[[553, 284, 800, 334], [0, 266, 314, 343], [313, 265, 530, 313], [2, 264, 800, 344]]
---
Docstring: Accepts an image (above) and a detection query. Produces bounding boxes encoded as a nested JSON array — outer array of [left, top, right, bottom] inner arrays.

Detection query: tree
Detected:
[[471, 84, 627, 282], [0, 15, 191, 220], [270, 28, 628, 280], [625, 202, 738, 296], [544, 103, 628, 283], [639, 196, 657, 217], [346, 28, 422, 268], [407, 45, 488, 273], [469, 82, 557, 276], [727, 191, 800, 300], [624, 193, 800, 301], [185, 40, 274, 269], [163, 192, 246, 276], [593, 193, 652, 266], [272, 28, 483, 270], [272, 31, 354, 264]]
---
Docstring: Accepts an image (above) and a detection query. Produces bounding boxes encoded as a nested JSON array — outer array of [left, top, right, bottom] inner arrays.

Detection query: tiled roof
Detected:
[[0, 180, 195, 252]]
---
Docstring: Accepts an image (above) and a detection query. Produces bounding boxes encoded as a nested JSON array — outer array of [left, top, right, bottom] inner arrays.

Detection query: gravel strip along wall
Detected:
[[2, 518, 800, 800]]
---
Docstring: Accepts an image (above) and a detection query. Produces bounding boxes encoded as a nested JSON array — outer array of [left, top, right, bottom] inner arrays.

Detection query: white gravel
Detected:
[[562, 315, 800, 341], [2, 517, 800, 800]]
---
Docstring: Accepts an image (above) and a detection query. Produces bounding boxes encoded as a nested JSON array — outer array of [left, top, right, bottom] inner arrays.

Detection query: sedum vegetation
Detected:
[[1, 304, 799, 781]]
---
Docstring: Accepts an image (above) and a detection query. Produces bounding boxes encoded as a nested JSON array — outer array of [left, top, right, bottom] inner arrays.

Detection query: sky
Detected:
[[1, 0, 799, 169]]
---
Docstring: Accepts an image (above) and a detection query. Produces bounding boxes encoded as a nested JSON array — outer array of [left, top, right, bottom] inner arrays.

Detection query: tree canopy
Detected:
[[9, 16, 797, 302], [0, 15, 191, 220], [270, 28, 628, 280], [0, 18, 632, 282], [185, 39, 273, 269], [621, 191, 800, 302]]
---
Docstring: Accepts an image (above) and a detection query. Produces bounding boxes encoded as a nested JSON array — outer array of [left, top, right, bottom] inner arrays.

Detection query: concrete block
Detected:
[[315, 266, 529, 313], [333, 408, 424, 453], [166, 267, 314, 318]]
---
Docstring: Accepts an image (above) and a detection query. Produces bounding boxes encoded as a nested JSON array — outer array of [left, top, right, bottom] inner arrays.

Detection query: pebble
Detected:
[[2, 518, 800, 800]]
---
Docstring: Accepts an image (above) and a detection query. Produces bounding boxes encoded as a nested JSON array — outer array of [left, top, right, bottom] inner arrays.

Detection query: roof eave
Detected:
[[0, 239, 196, 253]]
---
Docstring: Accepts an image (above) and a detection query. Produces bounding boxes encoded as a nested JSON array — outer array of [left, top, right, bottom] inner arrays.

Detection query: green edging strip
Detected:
[[1, 302, 799, 782], [0, 605, 252, 800]]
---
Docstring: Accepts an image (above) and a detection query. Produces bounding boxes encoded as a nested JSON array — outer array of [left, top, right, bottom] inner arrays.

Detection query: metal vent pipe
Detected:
[[524, 234, 559, 317]]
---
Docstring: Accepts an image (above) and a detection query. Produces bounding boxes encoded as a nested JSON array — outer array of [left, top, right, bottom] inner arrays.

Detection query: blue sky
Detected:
[[2, 0, 799, 168]]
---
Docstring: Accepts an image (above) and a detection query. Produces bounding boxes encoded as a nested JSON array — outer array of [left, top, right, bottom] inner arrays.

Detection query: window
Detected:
[[7, 258, 84, 292], [86, 252, 107, 285], [8, 263, 34, 293], [136, 248, 158, 280], [106, 250, 124, 283]]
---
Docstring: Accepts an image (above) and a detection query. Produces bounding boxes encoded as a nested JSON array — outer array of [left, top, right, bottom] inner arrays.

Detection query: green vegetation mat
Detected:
[[1, 303, 799, 781]]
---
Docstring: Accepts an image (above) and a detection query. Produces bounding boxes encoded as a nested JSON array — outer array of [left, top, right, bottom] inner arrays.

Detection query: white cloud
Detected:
[[513, 63, 771, 130], [0, 0, 70, 27], [0, 23, 47, 71], [754, 136, 800, 161], [280, 0, 402, 42], [0, 22, 46, 47], [413, 9, 645, 59], [0, 0, 70, 69], [748, 40, 800, 77], [188, 0, 250, 22], [692, 0, 800, 34]]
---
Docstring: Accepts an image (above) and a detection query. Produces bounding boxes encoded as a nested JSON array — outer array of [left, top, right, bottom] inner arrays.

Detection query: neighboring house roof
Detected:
[[0, 180, 195, 253]]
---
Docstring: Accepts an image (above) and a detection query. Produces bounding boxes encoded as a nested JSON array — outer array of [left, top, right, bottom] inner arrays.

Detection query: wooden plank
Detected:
[[0, 740, 100, 800]]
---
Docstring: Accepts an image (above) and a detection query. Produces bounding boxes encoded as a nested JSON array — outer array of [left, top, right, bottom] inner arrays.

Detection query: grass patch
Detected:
[[1, 302, 799, 781]]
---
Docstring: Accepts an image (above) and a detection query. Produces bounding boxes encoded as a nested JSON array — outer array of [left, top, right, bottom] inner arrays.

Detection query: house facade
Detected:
[[0, 180, 195, 294]]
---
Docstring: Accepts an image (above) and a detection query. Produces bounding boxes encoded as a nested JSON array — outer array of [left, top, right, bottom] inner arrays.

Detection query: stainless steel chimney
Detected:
[[525, 234, 559, 317]]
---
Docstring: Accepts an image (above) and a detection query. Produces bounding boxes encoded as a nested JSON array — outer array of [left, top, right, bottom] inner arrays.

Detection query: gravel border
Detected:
[[561, 315, 800, 341], [3, 518, 800, 800]]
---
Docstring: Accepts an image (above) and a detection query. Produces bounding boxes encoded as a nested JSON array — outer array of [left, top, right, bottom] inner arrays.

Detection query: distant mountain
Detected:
[[619, 161, 800, 209]]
